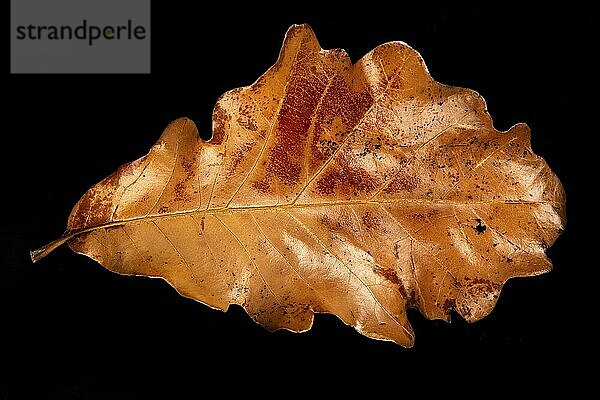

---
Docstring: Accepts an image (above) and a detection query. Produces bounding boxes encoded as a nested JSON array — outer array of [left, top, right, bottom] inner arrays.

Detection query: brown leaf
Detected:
[[32, 24, 565, 346]]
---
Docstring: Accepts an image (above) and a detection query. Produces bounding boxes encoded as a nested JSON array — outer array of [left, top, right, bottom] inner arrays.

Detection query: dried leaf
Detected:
[[32, 24, 565, 346]]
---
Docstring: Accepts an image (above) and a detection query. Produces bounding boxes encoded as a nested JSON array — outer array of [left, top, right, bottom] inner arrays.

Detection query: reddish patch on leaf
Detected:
[[361, 211, 382, 231], [211, 103, 230, 145], [373, 264, 400, 285]]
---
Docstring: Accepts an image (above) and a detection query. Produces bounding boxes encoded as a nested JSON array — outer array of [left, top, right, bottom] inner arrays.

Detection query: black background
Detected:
[[3, 1, 597, 397]]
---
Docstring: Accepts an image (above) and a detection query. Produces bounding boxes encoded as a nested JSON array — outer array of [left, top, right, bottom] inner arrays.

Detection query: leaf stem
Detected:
[[30, 234, 73, 263]]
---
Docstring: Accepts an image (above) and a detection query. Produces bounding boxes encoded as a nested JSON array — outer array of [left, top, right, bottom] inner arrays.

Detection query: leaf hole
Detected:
[[475, 218, 487, 234]]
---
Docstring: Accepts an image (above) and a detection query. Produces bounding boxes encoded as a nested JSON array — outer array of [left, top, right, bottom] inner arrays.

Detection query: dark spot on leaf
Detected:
[[474, 218, 486, 234]]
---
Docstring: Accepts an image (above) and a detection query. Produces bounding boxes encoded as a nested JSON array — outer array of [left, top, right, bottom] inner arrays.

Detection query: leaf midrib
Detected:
[[75, 197, 556, 239], [31, 197, 555, 263]]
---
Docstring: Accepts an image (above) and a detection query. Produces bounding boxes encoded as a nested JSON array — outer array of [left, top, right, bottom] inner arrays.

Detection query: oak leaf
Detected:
[[32, 24, 565, 346]]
